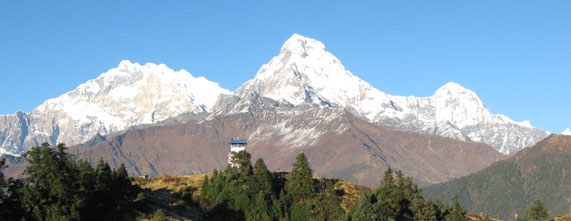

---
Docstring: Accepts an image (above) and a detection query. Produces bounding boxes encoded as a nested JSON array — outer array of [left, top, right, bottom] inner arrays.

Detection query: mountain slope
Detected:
[[54, 107, 507, 187], [1, 34, 549, 156], [235, 34, 548, 154], [424, 134, 571, 219], [0, 61, 230, 155]]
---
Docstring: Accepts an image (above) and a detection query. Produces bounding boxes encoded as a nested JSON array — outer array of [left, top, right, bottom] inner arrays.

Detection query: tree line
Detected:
[[0, 144, 550, 220], [199, 150, 474, 221], [0, 143, 138, 220]]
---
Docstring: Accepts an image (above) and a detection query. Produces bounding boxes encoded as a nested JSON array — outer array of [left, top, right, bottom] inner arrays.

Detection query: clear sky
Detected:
[[0, 1, 570, 133]]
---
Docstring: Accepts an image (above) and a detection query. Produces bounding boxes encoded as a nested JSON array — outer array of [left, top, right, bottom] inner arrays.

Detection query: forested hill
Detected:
[[424, 134, 571, 220], [2, 143, 476, 220]]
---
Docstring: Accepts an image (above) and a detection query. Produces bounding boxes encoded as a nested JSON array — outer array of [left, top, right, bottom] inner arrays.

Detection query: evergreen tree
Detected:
[[94, 159, 114, 212], [435, 199, 451, 220], [420, 200, 438, 221], [290, 202, 312, 221], [0, 158, 9, 208], [0, 158, 25, 219], [524, 200, 549, 221], [249, 191, 271, 221], [200, 175, 210, 204], [411, 191, 426, 220], [394, 170, 414, 220], [447, 197, 469, 221], [253, 158, 273, 194], [285, 152, 314, 203], [271, 190, 289, 220], [374, 167, 400, 219], [313, 183, 345, 220], [1, 143, 138, 220], [21, 143, 81, 220], [231, 150, 253, 176], [111, 163, 135, 210], [352, 191, 375, 221]]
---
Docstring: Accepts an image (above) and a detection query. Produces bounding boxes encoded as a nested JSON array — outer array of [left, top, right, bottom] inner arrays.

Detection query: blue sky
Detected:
[[0, 1, 570, 133]]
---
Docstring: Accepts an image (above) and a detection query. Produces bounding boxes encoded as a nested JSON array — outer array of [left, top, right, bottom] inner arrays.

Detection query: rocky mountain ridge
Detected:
[[0, 34, 549, 156], [0, 61, 230, 155], [234, 34, 548, 154]]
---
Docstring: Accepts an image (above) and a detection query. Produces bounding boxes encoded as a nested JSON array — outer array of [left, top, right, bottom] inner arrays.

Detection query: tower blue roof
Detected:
[[230, 139, 247, 144]]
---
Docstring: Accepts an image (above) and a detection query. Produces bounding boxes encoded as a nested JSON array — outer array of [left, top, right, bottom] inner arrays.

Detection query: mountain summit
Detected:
[[236, 34, 548, 154], [0, 34, 550, 156], [237, 33, 387, 112], [0, 61, 229, 155]]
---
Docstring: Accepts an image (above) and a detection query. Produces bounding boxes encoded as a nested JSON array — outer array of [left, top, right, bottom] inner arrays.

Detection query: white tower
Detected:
[[228, 139, 247, 166]]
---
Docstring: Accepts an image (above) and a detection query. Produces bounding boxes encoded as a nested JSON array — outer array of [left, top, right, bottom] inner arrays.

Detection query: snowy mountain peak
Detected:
[[280, 33, 327, 55], [562, 128, 571, 135], [434, 82, 479, 100], [236, 35, 548, 155], [238, 34, 372, 107], [0, 61, 231, 156]]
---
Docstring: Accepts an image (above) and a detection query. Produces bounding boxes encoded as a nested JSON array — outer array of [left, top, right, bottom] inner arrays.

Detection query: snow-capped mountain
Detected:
[[563, 128, 571, 136], [235, 34, 548, 154], [0, 34, 550, 156], [0, 61, 230, 155]]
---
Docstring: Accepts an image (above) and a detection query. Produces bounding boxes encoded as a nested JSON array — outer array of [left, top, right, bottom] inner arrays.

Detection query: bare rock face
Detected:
[[0, 61, 230, 156], [63, 108, 506, 187]]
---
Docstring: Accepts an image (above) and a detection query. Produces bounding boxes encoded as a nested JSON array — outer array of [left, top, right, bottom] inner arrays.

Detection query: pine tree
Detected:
[[272, 190, 289, 220], [231, 150, 253, 175], [313, 183, 344, 220], [94, 159, 113, 208], [420, 200, 438, 221], [21, 143, 81, 220], [0, 158, 25, 219], [447, 197, 469, 221], [352, 191, 375, 221], [113, 163, 134, 201], [374, 167, 399, 219], [200, 175, 210, 204], [411, 191, 426, 220], [290, 202, 312, 221], [524, 200, 549, 221], [249, 191, 271, 221], [285, 152, 314, 203], [253, 158, 273, 194], [0, 158, 9, 207]]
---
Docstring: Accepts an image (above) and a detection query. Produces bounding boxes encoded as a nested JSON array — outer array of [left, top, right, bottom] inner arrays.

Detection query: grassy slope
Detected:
[[131, 173, 372, 220]]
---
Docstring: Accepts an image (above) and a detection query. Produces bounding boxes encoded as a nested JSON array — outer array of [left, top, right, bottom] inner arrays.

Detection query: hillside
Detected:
[[53, 108, 507, 188], [132, 173, 371, 219], [424, 134, 571, 220]]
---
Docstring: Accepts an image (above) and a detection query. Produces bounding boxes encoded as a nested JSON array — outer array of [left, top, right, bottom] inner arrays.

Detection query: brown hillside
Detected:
[[54, 109, 505, 187], [4, 109, 506, 187]]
